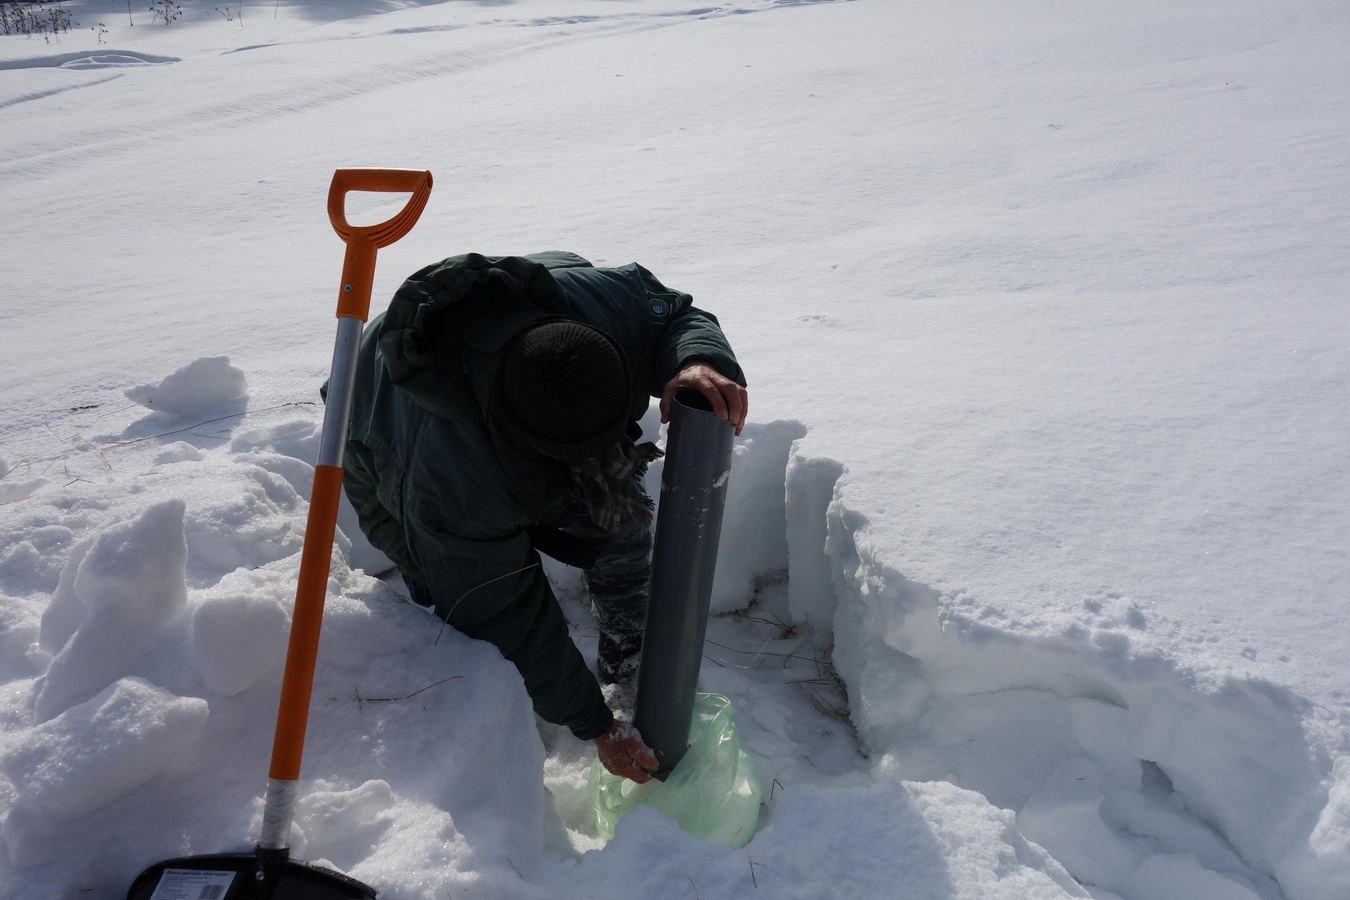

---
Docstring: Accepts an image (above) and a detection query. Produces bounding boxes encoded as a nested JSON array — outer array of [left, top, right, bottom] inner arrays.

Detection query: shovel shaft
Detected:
[[268, 463, 345, 783], [130, 168, 430, 900], [262, 168, 432, 836]]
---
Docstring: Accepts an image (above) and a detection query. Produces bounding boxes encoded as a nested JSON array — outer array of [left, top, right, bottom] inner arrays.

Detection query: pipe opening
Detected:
[[673, 389, 715, 413]]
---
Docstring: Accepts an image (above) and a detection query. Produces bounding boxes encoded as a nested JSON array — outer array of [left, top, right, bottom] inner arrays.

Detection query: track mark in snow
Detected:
[[0, 77, 123, 112], [0, 51, 178, 71], [0, 0, 850, 184]]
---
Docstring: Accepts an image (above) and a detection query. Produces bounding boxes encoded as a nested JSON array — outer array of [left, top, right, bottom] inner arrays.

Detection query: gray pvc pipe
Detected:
[[633, 391, 735, 777]]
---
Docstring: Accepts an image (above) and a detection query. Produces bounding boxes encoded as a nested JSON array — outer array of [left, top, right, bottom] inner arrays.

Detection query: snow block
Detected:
[[1120, 853, 1263, 900], [37, 532, 95, 654], [1274, 754, 1350, 900], [1016, 758, 1140, 891], [1, 677, 208, 824], [0, 599, 39, 672], [33, 500, 188, 722], [1069, 697, 1144, 792], [707, 420, 806, 614], [785, 451, 844, 635], [124, 356, 248, 419], [191, 570, 291, 697], [180, 463, 304, 574]]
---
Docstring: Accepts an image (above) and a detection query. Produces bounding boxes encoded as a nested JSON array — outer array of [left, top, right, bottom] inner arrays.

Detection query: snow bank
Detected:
[[1, 356, 1345, 898], [823, 485, 1348, 900]]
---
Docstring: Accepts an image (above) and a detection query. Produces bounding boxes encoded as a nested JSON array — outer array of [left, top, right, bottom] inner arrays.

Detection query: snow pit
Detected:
[[0, 385, 1340, 896], [0, 351, 1344, 898]]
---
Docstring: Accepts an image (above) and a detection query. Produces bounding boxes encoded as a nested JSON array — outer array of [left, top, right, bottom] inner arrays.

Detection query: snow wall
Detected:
[[766, 440, 1349, 900], [633, 394, 1347, 900]]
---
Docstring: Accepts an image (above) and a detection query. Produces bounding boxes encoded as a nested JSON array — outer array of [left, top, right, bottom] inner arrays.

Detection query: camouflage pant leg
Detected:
[[564, 484, 653, 641]]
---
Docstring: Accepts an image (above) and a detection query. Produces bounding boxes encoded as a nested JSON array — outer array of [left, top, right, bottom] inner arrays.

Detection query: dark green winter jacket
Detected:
[[340, 252, 744, 740]]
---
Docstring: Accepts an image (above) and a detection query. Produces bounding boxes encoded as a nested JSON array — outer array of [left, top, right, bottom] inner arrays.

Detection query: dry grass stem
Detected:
[[732, 608, 799, 639], [808, 692, 851, 721], [434, 564, 540, 645], [356, 675, 464, 707]]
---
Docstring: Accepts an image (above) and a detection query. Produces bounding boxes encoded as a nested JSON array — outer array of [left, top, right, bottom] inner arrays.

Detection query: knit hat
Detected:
[[493, 320, 631, 462]]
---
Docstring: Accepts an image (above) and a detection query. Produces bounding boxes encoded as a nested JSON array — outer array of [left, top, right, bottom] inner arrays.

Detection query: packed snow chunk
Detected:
[[873, 687, 1072, 812], [0, 541, 40, 584], [0, 597, 39, 662], [784, 452, 844, 635], [1276, 754, 1350, 900], [124, 356, 248, 419], [0, 455, 46, 505], [38, 533, 95, 653], [191, 569, 291, 696], [153, 441, 205, 464], [1119, 853, 1263, 900], [0, 677, 208, 822], [229, 418, 320, 464], [0, 803, 66, 869], [295, 779, 397, 866], [74, 501, 188, 620], [1016, 758, 1141, 891], [1070, 698, 1144, 791], [1307, 757, 1350, 883], [707, 420, 806, 613], [33, 500, 188, 722], [179, 463, 305, 574], [1126, 681, 1323, 875], [2, 524, 76, 594]]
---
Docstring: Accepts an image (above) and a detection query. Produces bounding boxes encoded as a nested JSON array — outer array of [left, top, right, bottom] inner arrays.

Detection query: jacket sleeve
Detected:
[[636, 264, 746, 394], [404, 520, 614, 741]]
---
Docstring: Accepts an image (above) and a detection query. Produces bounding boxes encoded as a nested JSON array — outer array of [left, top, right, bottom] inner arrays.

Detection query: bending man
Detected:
[[335, 252, 747, 783]]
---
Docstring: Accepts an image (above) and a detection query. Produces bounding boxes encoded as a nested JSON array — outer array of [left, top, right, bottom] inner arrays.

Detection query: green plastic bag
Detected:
[[588, 693, 763, 848]]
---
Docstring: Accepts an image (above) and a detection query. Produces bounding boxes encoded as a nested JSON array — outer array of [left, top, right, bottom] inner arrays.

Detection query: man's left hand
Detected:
[[660, 362, 748, 436]]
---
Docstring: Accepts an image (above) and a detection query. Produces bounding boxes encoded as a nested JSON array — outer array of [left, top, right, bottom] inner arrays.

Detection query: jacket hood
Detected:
[[377, 252, 587, 418]]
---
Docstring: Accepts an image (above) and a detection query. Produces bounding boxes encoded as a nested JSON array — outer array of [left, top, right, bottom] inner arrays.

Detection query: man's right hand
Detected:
[[595, 719, 658, 783]]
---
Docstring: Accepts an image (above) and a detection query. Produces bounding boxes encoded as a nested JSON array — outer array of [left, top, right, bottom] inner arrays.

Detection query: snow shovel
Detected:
[[127, 168, 433, 900]]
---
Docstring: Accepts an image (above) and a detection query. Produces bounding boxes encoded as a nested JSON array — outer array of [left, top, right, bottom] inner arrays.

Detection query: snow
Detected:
[[124, 357, 248, 419], [1, 0, 1348, 898]]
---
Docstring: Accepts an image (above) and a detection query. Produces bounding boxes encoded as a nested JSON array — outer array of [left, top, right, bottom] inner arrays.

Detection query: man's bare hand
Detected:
[[595, 719, 658, 783], [660, 362, 748, 436]]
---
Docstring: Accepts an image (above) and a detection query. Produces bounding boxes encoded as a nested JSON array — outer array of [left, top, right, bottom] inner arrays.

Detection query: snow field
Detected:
[[0, 358, 1340, 898], [1, 0, 1348, 897]]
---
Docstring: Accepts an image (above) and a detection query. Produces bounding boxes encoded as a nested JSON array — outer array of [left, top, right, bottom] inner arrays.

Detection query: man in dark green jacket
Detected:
[[339, 252, 747, 783]]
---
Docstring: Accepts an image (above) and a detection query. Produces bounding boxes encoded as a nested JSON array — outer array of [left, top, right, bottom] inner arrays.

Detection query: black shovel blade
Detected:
[[127, 851, 377, 900]]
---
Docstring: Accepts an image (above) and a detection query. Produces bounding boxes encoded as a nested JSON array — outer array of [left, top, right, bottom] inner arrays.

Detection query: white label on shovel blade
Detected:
[[147, 868, 237, 900]]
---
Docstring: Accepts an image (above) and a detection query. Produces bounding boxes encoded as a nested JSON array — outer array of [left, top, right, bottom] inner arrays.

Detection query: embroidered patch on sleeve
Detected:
[[647, 290, 679, 322]]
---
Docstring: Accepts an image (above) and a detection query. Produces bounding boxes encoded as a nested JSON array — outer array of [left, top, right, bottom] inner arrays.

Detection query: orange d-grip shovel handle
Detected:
[[267, 169, 432, 790], [327, 168, 434, 321]]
